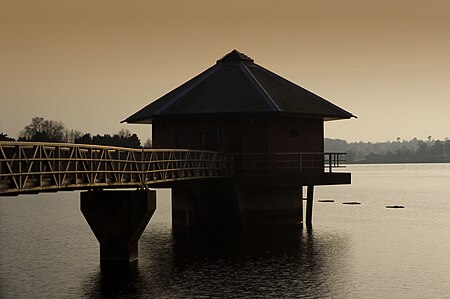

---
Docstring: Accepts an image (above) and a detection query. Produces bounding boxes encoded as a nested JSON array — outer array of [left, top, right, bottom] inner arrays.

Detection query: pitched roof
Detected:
[[123, 50, 355, 124]]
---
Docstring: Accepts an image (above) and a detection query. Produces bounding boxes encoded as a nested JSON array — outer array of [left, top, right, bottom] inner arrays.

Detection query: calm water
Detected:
[[1, 164, 449, 298]]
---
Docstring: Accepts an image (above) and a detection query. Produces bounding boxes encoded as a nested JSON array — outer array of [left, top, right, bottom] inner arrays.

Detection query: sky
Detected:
[[1, 0, 449, 143]]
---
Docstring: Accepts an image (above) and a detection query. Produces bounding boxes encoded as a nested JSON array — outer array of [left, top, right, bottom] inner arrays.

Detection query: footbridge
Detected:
[[0, 141, 347, 264], [0, 141, 345, 196], [0, 141, 227, 196]]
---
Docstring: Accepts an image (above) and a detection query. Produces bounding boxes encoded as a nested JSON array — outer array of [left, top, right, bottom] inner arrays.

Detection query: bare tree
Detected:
[[64, 129, 84, 143], [118, 128, 132, 138], [143, 138, 152, 148], [19, 117, 65, 142]]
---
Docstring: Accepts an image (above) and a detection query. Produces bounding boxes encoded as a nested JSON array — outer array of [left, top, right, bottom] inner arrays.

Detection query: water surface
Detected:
[[1, 164, 449, 298]]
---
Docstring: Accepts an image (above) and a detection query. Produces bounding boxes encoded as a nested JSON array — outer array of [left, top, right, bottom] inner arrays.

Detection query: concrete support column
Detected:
[[238, 185, 302, 227], [299, 186, 303, 225], [306, 185, 314, 228], [171, 180, 241, 232], [172, 179, 304, 230], [80, 190, 156, 264]]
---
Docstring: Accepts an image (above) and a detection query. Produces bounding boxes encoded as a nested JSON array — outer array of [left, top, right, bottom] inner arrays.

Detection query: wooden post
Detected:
[[306, 185, 314, 227]]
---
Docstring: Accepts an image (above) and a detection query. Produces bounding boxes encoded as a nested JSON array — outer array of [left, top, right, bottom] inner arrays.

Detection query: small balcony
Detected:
[[228, 152, 350, 186]]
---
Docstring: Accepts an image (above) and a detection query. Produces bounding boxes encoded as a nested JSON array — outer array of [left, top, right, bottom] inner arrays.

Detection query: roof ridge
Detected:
[[240, 63, 280, 112], [121, 64, 221, 123], [153, 64, 221, 115], [250, 64, 355, 117]]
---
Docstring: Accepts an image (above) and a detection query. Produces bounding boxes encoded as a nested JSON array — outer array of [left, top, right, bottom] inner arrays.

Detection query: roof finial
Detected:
[[218, 49, 254, 63]]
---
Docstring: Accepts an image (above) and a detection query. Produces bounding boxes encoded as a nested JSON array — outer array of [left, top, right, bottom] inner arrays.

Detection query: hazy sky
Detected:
[[1, 0, 449, 142]]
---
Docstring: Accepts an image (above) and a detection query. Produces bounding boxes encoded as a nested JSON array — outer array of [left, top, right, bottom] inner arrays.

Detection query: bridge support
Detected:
[[171, 179, 304, 231], [80, 190, 156, 264], [305, 185, 314, 228], [238, 185, 302, 227], [172, 180, 241, 232]]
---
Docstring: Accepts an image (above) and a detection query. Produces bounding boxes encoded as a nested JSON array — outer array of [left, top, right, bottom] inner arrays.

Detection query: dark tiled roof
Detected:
[[123, 50, 355, 124]]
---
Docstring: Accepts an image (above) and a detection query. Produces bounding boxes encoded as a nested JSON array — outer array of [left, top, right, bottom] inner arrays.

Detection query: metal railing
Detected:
[[0, 141, 346, 195], [0, 142, 225, 195], [231, 152, 346, 175]]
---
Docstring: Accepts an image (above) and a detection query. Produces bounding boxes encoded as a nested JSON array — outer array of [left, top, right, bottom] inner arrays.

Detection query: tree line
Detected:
[[2, 117, 449, 163], [325, 137, 450, 163], [0, 117, 152, 148]]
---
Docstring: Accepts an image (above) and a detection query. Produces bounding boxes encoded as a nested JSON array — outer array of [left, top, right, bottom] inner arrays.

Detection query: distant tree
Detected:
[[91, 134, 112, 147], [118, 129, 132, 138], [364, 152, 382, 163], [430, 140, 444, 161], [416, 141, 429, 162], [75, 133, 93, 145], [143, 138, 152, 148], [112, 129, 141, 148], [76, 130, 141, 148], [18, 117, 65, 142], [444, 140, 450, 160], [324, 138, 348, 152], [345, 150, 356, 163], [326, 137, 450, 163], [64, 129, 84, 143], [0, 133, 15, 141], [16, 117, 143, 148]]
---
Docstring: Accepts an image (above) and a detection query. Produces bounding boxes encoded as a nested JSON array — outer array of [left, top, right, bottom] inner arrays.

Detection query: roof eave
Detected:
[[121, 117, 153, 124], [122, 111, 356, 123]]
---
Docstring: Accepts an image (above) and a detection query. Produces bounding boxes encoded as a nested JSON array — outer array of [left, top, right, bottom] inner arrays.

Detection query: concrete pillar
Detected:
[[80, 190, 156, 264], [299, 186, 304, 225], [171, 180, 241, 232], [238, 185, 302, 227], [306, 185, 314, 228], [171, 179, 303, 230]]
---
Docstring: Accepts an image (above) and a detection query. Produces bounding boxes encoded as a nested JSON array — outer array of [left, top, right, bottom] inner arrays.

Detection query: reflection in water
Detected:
[[3, 165, 449, 298], [97, 263, 141, 297], [83, 225, 351, 298]]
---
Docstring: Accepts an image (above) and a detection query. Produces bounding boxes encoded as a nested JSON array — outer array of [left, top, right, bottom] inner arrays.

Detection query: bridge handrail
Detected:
[[0, 141, 346, 195], [0, 141, 221, 153], [230, 152, 346, 174], [0, 142, 225, 195]]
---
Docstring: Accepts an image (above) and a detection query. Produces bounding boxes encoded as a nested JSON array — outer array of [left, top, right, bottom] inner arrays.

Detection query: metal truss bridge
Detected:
[[0, 141, 345, 196]]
